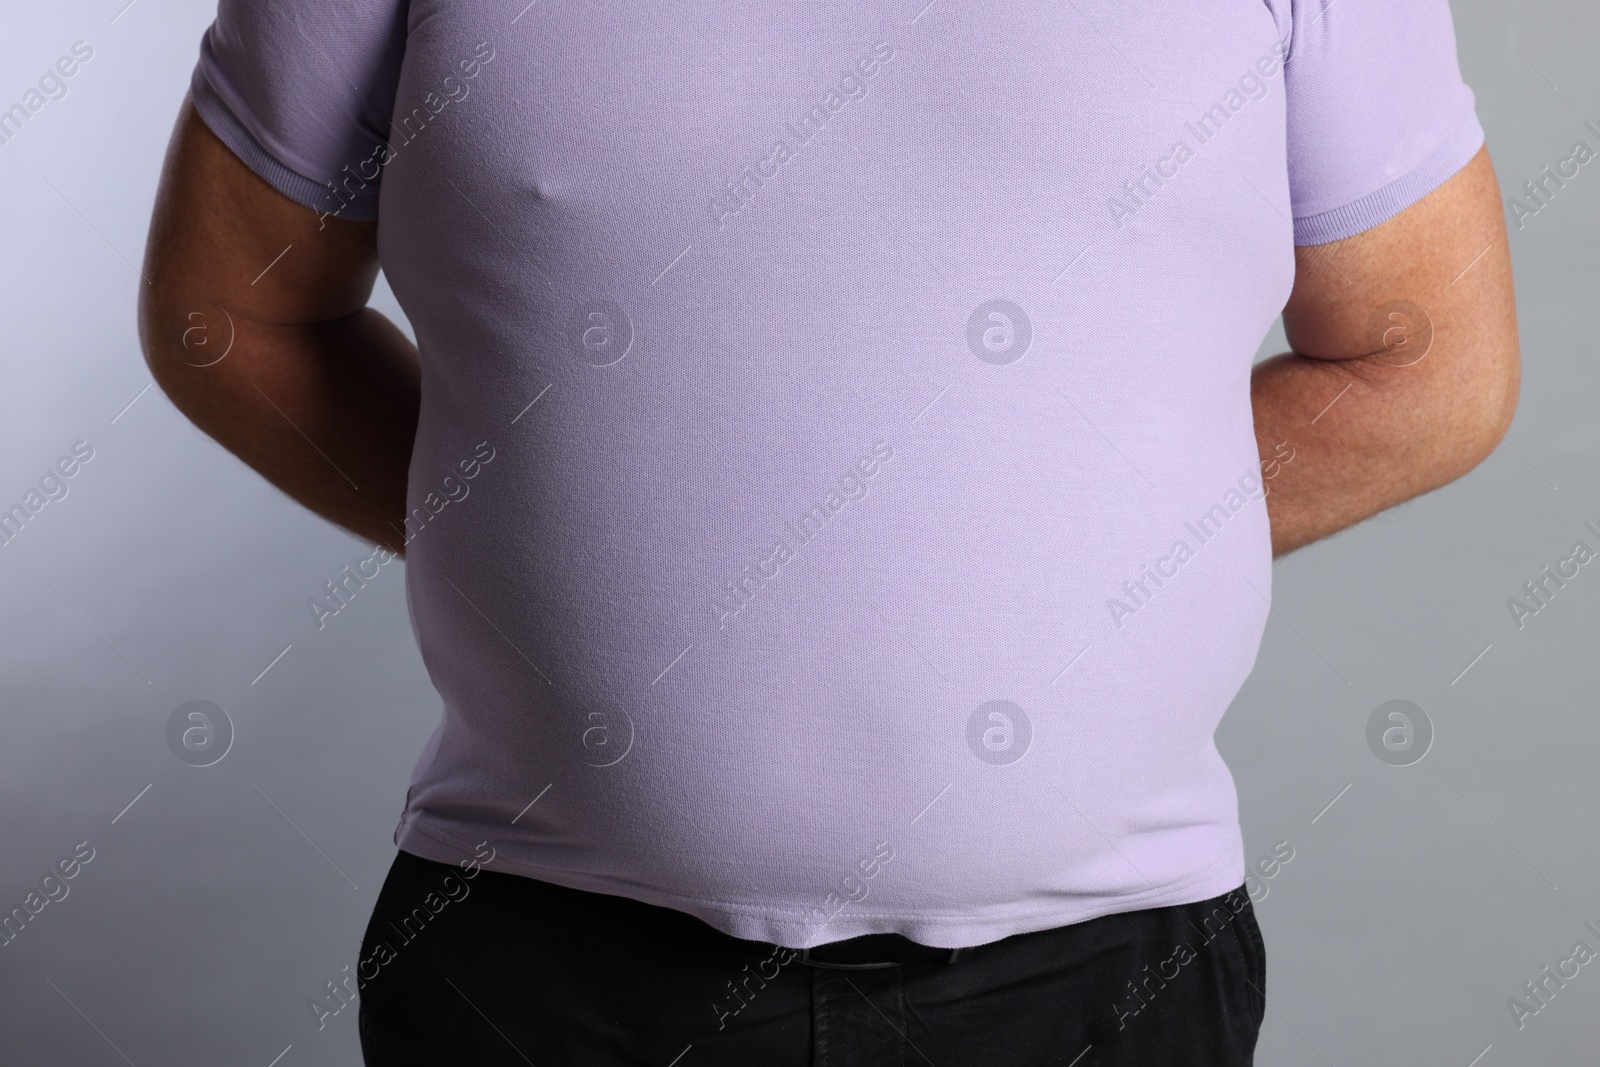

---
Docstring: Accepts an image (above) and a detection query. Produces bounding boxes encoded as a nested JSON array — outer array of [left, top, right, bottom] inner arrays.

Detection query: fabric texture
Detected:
[[190, 0, 1483, 948]]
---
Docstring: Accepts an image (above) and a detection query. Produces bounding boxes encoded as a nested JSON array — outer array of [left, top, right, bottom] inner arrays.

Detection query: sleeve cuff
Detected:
[[188, 62, 383, 223], [1292, 111, 1485, 245]]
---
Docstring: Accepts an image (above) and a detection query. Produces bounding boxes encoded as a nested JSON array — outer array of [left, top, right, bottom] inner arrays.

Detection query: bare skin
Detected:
[[139, 98, 419, 556], [1252, 145, 1519, 555], [141, 101, 1519, 559]]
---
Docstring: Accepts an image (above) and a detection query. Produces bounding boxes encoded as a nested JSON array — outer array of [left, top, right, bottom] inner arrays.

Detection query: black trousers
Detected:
[[357, 849, 1265, 1066]]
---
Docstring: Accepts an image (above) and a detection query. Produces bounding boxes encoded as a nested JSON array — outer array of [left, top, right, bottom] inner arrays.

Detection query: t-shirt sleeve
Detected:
[[188, 0, 409, 222], [1279, 0, 1485, 245]]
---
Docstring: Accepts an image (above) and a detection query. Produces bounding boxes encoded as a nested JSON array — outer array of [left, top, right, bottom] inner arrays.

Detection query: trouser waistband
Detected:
[[793, 932, 974, 969]]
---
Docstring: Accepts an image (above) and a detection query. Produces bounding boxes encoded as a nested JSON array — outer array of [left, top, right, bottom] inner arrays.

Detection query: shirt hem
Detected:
[[188, 63, 381, 222], [1292, 111, 1485, 245], [396, 816, 1246, 950]]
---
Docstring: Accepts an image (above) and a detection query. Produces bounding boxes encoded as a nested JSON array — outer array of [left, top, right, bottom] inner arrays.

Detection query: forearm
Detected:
[[142, 306, 421, 555], [1250, 341, 1517, 557]]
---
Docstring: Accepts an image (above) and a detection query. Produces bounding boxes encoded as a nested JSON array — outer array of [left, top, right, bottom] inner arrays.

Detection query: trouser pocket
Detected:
[[1232, 891, 1267, 1029]]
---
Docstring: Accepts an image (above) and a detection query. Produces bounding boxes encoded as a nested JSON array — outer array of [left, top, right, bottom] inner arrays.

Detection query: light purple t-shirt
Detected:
[[191, 0, 1482, 948]]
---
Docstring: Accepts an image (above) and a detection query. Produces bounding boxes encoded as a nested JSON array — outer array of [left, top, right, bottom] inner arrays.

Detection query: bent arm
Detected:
[[1252, 146, 1521, 557], [138, 97, 420, 555]]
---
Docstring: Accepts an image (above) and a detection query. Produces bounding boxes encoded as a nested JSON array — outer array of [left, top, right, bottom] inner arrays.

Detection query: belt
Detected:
[[795, 932, 970, 970]]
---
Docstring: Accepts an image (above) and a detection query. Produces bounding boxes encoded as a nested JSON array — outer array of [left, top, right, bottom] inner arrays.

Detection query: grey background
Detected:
[[0, 0, 1595, 1063]]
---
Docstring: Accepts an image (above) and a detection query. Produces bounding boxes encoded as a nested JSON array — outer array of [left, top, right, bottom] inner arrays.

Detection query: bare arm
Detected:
[[138, 98, 419, 555], [1252, 146, 1520, 557]]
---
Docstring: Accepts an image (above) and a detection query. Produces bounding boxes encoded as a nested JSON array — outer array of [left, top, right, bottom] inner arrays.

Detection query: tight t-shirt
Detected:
[[190, 0, 1483, 948]]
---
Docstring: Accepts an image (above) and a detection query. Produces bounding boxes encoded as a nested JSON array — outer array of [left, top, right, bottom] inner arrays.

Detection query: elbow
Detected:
[[137, 298, 167, 387], [137, 275, 236, 411], [136, 262, 177, 385], [138, 282, 190, 385], [1432, 335, 1522, 484], [1463, 338, 1521, 470]]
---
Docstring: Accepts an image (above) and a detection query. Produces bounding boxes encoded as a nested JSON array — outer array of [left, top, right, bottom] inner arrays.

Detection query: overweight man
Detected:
[[140, 0, 1518, 1063]]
